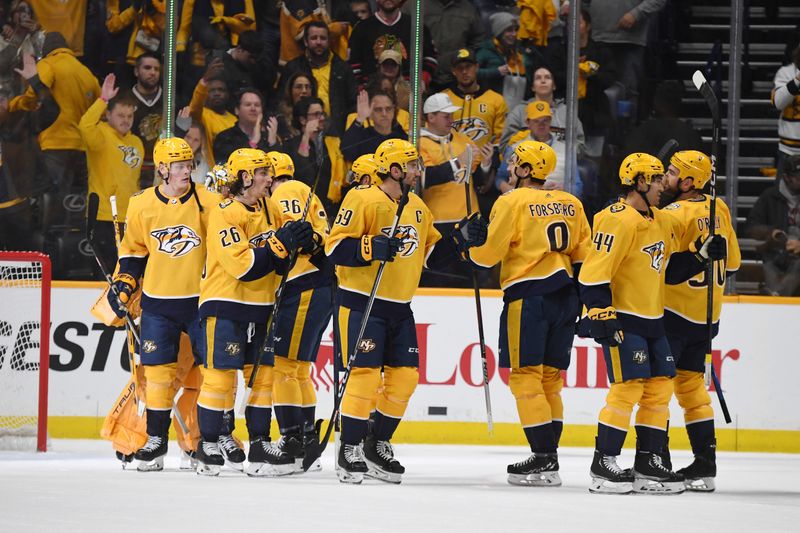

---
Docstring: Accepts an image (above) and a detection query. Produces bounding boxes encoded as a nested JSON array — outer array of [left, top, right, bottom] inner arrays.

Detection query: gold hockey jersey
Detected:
[[199, 197, 284, 322], [579, 201, 681, 326], [444, 87, 508, 147], [119, 184, 220, 318], [469, 187, 590, 295], [420, 129, 480, 223], [662, 196, 741, 325], [270, 180, 330, 283], [325, 185, 440, 311]]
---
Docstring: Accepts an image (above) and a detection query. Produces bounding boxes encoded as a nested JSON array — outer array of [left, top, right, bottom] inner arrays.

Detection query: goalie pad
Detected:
[[100, 368, 148, 456]]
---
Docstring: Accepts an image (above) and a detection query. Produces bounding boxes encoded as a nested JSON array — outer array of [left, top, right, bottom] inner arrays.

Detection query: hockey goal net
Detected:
[[0, 251, 50, 452]]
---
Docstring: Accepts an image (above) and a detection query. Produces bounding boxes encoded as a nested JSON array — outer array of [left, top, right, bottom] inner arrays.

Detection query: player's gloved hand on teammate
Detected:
[[451, 214, 488, 260], [270, 220, 314, 258], [692, 234, 726, 262], [586, 306, 624, 347], [359, 234, 402, 262], [300, 231, 324, 255], [107, 273, 137, 318]]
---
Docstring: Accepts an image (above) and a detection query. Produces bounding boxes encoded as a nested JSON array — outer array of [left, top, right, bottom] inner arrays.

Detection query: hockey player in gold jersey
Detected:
[[326, 139, 441, 484], [267, 151, 333, 471], [578, 152, 726, 495], [108, 137, 220, 471], [463, 141, 591, 486], [195, 148, 314, 476], [660, 150, 741, 491]]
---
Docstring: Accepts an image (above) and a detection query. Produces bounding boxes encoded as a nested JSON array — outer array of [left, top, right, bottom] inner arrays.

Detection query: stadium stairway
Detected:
[[675, 0, 798, 294]]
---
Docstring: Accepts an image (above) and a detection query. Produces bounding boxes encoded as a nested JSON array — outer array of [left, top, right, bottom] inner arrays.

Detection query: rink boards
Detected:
[[3, 282, 799, 453]]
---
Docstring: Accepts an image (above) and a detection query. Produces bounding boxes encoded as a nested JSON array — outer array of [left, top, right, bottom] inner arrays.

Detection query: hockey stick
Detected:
[[303, 183, 412, 471], [244, 144, 326, 400], [86, 193, 141, 345], [462, 144, 493, 435], [692, 70, 732, 424], [656, 138, 680, 164], [109, 196, 143, 413]]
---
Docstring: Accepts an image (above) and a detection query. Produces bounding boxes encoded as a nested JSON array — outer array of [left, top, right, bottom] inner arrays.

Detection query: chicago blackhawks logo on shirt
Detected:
[[382, 224, 419, 257], [642, 241, 666, 272], [150, 225, 201, 257]]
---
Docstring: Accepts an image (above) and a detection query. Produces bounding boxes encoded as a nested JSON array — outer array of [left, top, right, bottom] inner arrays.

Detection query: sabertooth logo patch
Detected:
[[452, 116, 489, 142], [642, 240, 666, 272], [249, 231, 273, 248], [225, 342, 241, 357], [632, 350, 647, 364], [150, 225, 201, 257], [142, 340, 158, 353], [358, 339, 377, 353], [382, 224, 419, 257]]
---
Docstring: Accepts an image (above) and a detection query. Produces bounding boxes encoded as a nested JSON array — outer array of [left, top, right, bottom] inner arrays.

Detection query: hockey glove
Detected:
[[107, 273, 137, 318], [300, 231, 324, 255], [359, 235, 402, 262], [270, 221, 313, 258], [691, 235, 726, 262], [586, 306, 624, 347], [452, 214, 488, 259]]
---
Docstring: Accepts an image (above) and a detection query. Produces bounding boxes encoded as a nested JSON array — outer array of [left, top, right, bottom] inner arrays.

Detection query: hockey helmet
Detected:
[[153, 137, 194, 169], [226, 148, 272, 194], [347, 154, 380, 185], [266, 151, 295, 179], [510, 140, 557, 181], [374, 139, 423, 175], [670, 150, 712, 190], [619, 152, 664, 186]]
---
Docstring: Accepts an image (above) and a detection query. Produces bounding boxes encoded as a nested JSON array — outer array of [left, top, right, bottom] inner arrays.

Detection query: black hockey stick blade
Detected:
[[302, 418, 325, 471], [656, 139, 679, 163]]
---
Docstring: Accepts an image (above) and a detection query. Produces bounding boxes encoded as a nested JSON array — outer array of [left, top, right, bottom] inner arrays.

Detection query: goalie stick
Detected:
[[461, 144, 494, 434], [303, 183, 412, 471], [692, 70, 732, 424]]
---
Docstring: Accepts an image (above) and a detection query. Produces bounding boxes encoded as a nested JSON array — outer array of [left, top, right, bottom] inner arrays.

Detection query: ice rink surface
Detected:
[[1, 440, 799, 533]]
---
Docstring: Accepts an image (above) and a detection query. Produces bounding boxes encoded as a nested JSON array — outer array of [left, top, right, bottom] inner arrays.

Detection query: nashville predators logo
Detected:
[[382, 224, 419, 257], [150, 225, 201, 257], [225, 342, 241, 357], [452, 117, 489, 142], [118, 145, 142, 168], [535, 102, 546, 113], [142, 340, 157, 353], [358, 339, 376, 353], [632, 350, 647, 364], [249, 231, 272, 248], [642, 241, 666, 272]]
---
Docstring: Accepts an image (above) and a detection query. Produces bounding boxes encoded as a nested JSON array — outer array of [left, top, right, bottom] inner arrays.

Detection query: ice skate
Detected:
[[677, 444, 716, 492], [507, 453, 561, 487], [196, 440, 224, 477], [633, 451, 685, 495], [363, 436, 404, 484], [275, 433, 304, 473], [134, 435, 167, 472], [245, 437, 295, 477], [589, 450, 634, 494], [116, 451, 134, 469], [179, 449, 198, 471], [337, 442, 368, 484], [218, 434, 245, 472]]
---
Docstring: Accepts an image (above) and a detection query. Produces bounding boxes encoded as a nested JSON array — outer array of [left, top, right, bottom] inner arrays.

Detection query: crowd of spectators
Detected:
[[0, 0, 795, 293]]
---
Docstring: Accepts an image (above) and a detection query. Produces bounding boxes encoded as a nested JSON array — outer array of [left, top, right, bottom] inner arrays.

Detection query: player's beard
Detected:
[[658, 187, 680, 208]]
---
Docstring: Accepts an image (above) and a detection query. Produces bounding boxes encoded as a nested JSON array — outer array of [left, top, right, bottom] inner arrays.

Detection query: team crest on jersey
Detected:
[[225, 342, 241, 357], [249, 231, 272, 248], [610, 203, 626, 213], [663, 202, 681, 211], [453, 117, 489, 141], [358, 339, 376, 353], [382, 224, 419, 257], [632, 350, 647, 364], [150, 225, 201, 257], [142, 340, 157, 353], [118, 145, 142, 168], [642, 241, 666, 272]]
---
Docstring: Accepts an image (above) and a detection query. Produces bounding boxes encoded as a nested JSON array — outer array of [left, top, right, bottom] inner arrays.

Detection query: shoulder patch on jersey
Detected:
[[663, 202, 681, 210], [219, 199, 234, 208], [609, 203, 626, 213]]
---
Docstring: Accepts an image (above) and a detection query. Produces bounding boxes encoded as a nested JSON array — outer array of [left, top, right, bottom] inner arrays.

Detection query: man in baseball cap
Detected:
[[423, 92, 462, 114]]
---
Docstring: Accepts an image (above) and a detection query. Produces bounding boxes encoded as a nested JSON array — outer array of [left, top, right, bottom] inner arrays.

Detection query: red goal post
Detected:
[[0, 251, 50, 452]]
